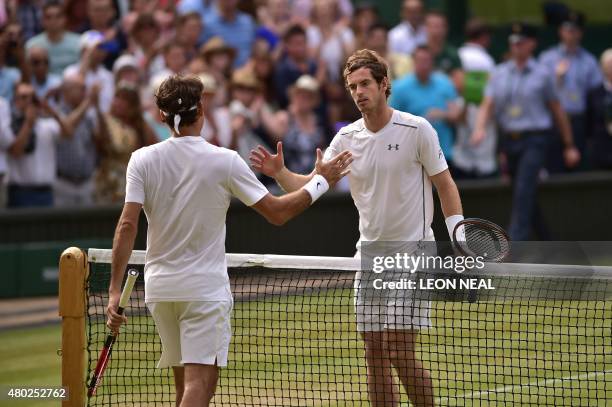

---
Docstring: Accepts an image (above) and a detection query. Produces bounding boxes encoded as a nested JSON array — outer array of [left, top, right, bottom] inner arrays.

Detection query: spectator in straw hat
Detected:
[[200, 36, 236, 107], [225, 67, 270, 166]]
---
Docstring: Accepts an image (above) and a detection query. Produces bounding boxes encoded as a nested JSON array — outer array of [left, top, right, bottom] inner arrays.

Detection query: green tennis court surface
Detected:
[[85, 287, 611, 406], [2, 293, 610, 406]]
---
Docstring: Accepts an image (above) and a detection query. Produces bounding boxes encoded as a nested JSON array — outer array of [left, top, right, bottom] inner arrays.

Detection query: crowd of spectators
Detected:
[[0, 0, 611, 209]]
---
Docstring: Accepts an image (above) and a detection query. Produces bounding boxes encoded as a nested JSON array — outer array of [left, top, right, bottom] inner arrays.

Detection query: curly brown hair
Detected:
[[342, 49, 391, 98], [155, 75, 204, 131]]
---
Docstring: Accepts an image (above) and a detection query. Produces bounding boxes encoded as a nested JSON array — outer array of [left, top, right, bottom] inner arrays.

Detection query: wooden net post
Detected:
[[59, 247, 88, 407]]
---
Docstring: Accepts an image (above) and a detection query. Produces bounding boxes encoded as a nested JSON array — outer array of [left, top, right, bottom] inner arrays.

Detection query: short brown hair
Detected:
[[155, 75, 203, 130], [343, 49, 391, 98]]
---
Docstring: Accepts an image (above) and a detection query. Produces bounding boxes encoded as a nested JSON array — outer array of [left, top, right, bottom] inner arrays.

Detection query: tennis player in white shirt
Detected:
[[106, 75, 352, 407], [250, 50, 464, 407]]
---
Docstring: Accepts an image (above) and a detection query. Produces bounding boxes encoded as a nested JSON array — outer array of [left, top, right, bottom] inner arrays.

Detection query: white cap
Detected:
[[197, 73, 218, 93], [80, 30, 105, 50], [293, 75, 319, 93], [113, 54, 139, 74]]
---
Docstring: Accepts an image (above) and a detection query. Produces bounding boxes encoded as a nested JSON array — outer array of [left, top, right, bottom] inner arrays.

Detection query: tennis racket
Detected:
[[87, 269, 139, 397], [452, 218, 510, 262], [452, 218, 510, 303]]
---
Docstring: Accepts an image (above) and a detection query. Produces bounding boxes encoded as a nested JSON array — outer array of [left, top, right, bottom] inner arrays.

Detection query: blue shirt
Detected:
[[539, 45, 602, 115], [485, 59, 558, 133], [32, 74, 61, 99], [0, 67, 21, 101], [389, 72, 458, 160], [177, 0, 212, 17], [201, 7, 256, 67], [274, 56, 319, 109]]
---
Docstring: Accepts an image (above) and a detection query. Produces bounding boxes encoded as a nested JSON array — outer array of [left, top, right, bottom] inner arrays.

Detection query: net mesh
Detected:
[[85, 249, 612, 406]]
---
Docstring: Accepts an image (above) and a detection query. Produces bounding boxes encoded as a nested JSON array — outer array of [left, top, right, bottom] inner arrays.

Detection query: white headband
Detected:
[[160, 98, 198, 134]]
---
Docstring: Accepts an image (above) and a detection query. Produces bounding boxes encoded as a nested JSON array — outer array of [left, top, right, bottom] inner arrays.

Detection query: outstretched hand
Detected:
[[315, 149, 353, 187], [250, 141, 285, 178]]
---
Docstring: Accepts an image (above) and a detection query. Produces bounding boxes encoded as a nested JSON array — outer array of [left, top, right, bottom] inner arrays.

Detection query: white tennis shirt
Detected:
[[125, 136, 268, 302], [324, 109, 448, 248]]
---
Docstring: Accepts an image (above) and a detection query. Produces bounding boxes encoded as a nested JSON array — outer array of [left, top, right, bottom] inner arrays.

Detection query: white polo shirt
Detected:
[[324, 109, 448, 248], [7, 118, 61, 185], [125, 136, 269, 303]]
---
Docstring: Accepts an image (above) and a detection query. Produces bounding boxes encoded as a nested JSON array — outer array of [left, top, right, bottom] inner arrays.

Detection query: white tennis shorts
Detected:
[[354, 271, 431, 332], [147, 301, 232, 368]]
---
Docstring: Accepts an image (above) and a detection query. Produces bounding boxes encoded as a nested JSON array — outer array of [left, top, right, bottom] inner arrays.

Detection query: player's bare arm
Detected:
[[250, 141, 353, 192], [252, 148, 351, 224], [107, 202, 142, 331], [430, 169, 465, 238]]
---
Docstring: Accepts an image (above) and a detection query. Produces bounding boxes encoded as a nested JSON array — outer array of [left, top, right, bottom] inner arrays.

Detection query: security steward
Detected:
[[471, 22, 580, 240]]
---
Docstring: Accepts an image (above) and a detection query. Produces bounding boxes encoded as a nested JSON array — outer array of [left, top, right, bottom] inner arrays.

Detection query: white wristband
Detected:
[[302, 174, 329, 203], [445, 214, 465, 241]]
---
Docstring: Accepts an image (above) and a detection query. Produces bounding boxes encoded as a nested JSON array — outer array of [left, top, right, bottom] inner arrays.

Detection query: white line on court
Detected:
[[434, 369, 612, 406]]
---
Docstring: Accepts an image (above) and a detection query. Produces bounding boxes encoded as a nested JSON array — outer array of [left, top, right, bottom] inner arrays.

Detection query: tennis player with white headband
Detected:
[[250, 49, 465, 407], [106, 75, 352, 407]]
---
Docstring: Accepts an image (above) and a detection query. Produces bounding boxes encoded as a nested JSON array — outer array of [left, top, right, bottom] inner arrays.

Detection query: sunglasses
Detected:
[[31, 58, 49, 66]]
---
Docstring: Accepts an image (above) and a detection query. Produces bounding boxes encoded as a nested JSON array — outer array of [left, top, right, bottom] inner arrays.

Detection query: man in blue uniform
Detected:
[[471, 22, 580, 240], [540, 11, 602, 171]]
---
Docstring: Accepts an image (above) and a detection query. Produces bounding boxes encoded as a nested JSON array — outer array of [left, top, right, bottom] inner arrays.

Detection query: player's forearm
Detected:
[[110, 219, 138, 296], [272, 190, 313, 225], [275, 167, 313, 193], [433, 172, 463, 218]]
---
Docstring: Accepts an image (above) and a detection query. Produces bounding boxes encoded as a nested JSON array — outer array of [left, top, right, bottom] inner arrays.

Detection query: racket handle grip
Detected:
[[118, 269, 139, 309]]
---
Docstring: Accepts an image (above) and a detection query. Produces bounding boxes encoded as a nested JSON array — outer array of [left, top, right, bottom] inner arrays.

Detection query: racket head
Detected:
[[453, 218, 511, 262]]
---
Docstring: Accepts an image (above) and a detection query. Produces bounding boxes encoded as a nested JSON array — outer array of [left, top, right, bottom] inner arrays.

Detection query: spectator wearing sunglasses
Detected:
[[28, 47, 61, 100]]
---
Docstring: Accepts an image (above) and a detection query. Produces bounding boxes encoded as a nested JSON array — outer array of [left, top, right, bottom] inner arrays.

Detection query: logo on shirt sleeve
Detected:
[[388, 144, 400, 151], [438, 149, 443, 159]]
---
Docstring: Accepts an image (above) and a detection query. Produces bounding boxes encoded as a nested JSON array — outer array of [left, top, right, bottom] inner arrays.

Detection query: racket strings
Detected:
[[463, 224, 510, 261]]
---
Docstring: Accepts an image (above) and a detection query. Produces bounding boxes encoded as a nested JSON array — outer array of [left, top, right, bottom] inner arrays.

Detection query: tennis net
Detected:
[[84, 249, 612, 406]]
